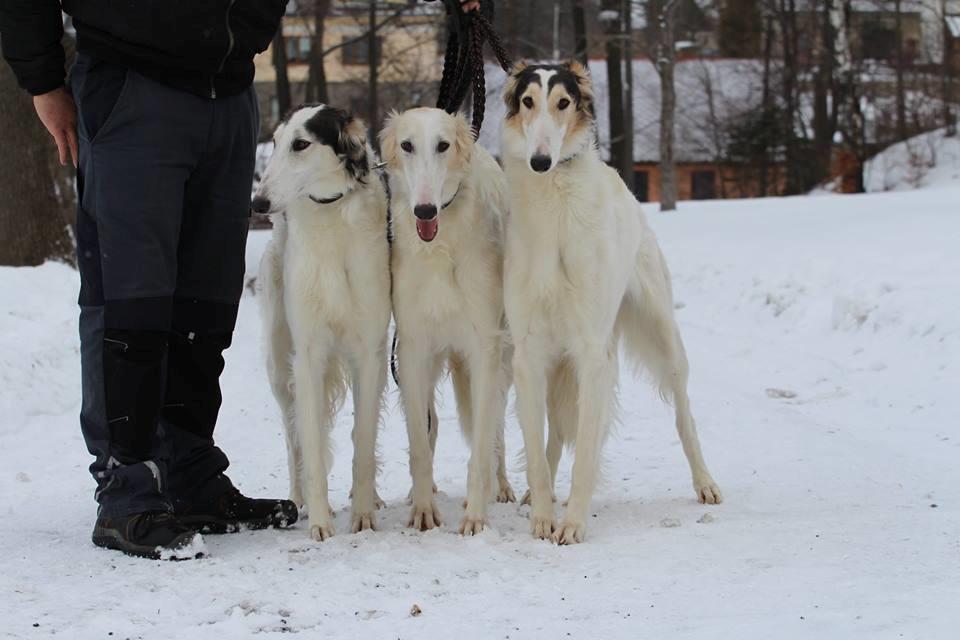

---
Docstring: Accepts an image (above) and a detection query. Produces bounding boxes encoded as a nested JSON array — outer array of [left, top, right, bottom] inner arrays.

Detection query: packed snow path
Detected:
[[2, 188, 957, 638]]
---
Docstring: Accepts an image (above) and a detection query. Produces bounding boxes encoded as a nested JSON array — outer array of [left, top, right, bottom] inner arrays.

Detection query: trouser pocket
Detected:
[[71, 53, 130, 143]]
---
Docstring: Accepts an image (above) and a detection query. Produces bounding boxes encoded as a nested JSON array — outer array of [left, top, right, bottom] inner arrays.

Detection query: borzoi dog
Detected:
[[253, 105, 391, 541], [380, 108, 515, 534], [500, 62, 722, 544]]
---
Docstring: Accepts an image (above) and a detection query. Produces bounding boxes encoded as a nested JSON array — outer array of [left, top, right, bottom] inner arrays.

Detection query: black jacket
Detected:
[[0, 0, 287, 98]]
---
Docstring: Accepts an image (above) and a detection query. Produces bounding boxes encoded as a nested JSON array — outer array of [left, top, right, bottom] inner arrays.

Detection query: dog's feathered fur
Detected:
[[501, 62, 722, 544], [380, 108, 515, 534], [256, 105, 391, 541]]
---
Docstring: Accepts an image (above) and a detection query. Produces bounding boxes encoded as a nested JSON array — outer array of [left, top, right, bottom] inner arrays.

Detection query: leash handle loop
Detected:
[[433, 0, 512, 138]]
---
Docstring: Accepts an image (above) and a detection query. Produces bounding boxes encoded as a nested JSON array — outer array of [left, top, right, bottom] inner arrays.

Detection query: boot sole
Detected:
[[92, 526, 205, 561], [177, 511, 297, 535]]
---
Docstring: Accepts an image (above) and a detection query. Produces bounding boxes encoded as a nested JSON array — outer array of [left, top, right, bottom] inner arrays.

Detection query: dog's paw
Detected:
[[351, 511, 377, 534], [351, 489, 386, 510], [530, 514, 556, 540], [552, 520, 586, 545], [459, 514, 486, 536], [406, 483, 439, 505], [496, 484, 517, 503], [695, 477, 723, 505], [309, 519, 335, 542], [520, 489, 556, 506], [289, 489, 305, 510], [408, 501, 443, 531]]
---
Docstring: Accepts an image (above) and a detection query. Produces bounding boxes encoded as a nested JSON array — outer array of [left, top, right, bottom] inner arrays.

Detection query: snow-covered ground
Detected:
[[2, 188, 958, 639]]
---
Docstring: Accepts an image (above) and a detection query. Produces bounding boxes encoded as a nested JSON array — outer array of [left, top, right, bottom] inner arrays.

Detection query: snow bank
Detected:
[[865, 128, 960, 192], [1, 189, 958, 638]]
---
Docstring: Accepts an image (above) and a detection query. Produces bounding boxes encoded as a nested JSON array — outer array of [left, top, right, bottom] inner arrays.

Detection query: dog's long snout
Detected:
[[530, 155, 552, 173], [251, 195, 271, 214], [414, 204, 438, 220]]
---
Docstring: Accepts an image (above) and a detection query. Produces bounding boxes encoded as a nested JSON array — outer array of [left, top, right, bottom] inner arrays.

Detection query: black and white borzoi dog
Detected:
[[380, 108, 516, 534], [501, 62, 723, 544], [253, 105, 391, 541]]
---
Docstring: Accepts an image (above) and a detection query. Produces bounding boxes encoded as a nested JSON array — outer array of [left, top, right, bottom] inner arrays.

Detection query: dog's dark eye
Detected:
[[557, 98, 571, 111], [437, 141, 450, 153], [522, 96, 534, 109], [291, 139, 311, 152], [401, 140, 414, 153]]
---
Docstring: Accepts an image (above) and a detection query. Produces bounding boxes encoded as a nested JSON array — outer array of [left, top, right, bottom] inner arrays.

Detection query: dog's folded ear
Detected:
[[453, 112, 474, 168], [339, 114, 370, 183], [503, 62, 530, 118], [378, 110, 401, 168], [564, 60, 595, 118]]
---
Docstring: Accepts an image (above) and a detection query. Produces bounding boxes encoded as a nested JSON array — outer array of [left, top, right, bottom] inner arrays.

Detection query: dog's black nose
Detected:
[[530, 155, 552, 173], [414, 204, 438, 220], [251, 195, 271, 214]]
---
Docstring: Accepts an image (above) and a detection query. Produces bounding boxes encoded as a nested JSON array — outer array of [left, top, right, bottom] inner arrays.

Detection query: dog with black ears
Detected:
[[500, 62, 723, 544], [253, 105, 391, 541]]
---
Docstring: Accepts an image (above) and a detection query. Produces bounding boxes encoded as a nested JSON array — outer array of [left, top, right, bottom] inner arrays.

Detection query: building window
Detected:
[[342, 36, 382, 66], [691, 170, 717, 200], [633, 170, 649, 202], [860, 20, 896, 60], [285, 36, 311, 63], [947, 15, 960, 40]]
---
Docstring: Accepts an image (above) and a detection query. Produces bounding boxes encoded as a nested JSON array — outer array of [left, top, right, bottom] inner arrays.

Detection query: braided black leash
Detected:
[[386, 1, 512, 434], [432, 0, 512, 138]]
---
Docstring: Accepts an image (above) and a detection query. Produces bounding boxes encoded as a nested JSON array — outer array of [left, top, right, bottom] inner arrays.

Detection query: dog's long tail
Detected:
[[617, 244, 690, 405]]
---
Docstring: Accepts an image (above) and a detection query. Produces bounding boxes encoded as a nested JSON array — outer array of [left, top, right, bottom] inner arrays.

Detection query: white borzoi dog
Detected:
[[253, 105, 391, 541], [501, 62, 722, 544], [380, 108, 515, 534]]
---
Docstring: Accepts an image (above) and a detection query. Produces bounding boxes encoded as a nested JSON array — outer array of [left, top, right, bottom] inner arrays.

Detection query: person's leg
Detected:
[[72, 56, 211, 557], [161, 85, 296, 530]]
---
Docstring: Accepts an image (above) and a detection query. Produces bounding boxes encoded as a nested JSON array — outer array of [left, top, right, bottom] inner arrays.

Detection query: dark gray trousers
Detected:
[[71, 54, 259, 517]]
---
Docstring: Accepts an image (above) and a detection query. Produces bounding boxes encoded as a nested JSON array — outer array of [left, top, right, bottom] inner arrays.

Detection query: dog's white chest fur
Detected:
[[394, 197, 504, 346], [278, 189, 391, 356], [504, 160, 641, 347]]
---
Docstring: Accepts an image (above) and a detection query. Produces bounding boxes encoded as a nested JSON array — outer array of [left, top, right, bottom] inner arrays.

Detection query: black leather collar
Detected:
[[308, 192, 346, 205], [441, 183, 462, 210]]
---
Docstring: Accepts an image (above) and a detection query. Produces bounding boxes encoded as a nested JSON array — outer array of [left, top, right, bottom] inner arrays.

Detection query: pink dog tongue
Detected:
[[416, 218, 438, 242]]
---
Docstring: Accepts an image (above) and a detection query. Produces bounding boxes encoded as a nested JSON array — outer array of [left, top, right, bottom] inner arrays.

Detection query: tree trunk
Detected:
[[778, 0, 804, 194], [368, 1, 380, 141], [306, 0, 331, 104], [272, 29, 292, 118], [812, 0, 836, 185], [571, 0, 589, 66], [839, 0, 866, 193], [603, 0, 626, 176], [504, 0, 518, 59], [658, 0, 679, 211], [759, 13, 773, 196], [894, 0, 907, 141], [621, 0, 635, 192], [0, 52, 74, 266], [943, 0, 956, 136]]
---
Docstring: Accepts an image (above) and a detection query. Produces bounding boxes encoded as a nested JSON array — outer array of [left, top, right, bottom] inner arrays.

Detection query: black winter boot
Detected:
[[92, 511, 205, 560], [174, 476, 298, 533]]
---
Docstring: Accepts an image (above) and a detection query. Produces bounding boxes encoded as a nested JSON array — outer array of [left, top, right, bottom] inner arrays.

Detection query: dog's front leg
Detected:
[[398, 337, 443, 531], [349, 342, 387, 533], [513, 343, 554, 539], [292, 349, 335, 541], [460, 344, 500, 535], [555, 347, 617, 545]]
